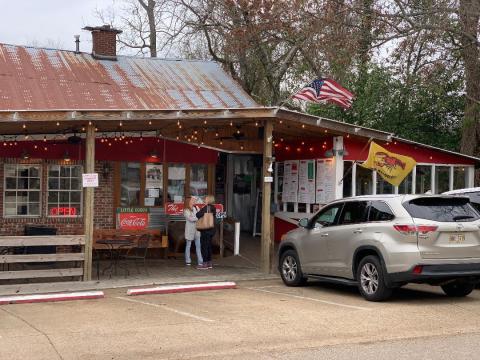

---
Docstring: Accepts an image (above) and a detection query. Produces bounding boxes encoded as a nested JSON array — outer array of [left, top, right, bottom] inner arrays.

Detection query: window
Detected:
[[376, 175, 394, 194], [403, 197, 479, 222], [145, 163, 163, 206], [368, 201, 394, 221], [120, 162, 141, 207], [415, 165, 432, 194], [343, 161, 353, 197], [398, 173, 413, 194], [190, 164, 208, 201], [47, 165, 82, 217], [435, 166, 450, 194], [338, 201, 368, 225], [4, 164, 41, 217], [310, 203, 343, 228], [356, 166, 373, 195], [168, 163, 186, 203], [453, 167, 467, 190]]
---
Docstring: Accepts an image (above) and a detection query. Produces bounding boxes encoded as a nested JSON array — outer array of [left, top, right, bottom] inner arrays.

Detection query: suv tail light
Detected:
[[393, 224, 438, 235]]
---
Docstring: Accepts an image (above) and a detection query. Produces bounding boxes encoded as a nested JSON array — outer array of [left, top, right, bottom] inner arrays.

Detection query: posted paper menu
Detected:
[[282, 160, 299, 203], [298, 160, 316, 204], [316, 159, 335, 204]]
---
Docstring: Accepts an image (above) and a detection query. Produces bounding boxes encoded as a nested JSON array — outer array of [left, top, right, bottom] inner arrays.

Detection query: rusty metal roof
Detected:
[[0, 44, 257, 111]]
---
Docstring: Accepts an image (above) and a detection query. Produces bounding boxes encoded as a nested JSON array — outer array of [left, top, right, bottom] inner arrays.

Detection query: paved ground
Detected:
[[2, 278, 480, 359]]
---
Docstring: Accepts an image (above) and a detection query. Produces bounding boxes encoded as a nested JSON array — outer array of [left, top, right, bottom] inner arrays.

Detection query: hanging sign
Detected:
[[165, 203, 224, 216], [82, 173, 99, 188]]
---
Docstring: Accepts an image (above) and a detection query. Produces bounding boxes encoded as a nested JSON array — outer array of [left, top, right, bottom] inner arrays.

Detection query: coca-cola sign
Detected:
[[117, 208, 149, 230], [165, 203, 224, 216]]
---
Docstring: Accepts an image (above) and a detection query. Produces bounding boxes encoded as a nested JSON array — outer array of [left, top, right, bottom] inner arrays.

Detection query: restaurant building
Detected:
[[0, 25, 479, 283]]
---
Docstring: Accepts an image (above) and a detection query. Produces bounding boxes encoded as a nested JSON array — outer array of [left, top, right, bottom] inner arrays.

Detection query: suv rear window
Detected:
[[403, 197, 480, 222]]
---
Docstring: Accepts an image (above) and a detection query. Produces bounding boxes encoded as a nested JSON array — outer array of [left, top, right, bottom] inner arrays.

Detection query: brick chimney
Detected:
[[83, 25, 122, 60]]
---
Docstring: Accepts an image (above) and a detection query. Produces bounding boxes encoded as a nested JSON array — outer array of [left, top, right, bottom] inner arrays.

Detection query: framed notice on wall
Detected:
[[316, 159, 335, 204], [282, 160, 299, 203], [298, 159, 316, 204]]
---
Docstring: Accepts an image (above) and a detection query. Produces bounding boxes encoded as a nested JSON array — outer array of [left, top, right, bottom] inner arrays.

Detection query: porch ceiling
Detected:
[[0, 108, 393, 154]]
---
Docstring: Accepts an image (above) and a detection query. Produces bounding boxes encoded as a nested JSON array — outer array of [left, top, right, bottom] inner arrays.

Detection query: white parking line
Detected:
[[246, 288, 371, 311], [115, 296, 215, 322]]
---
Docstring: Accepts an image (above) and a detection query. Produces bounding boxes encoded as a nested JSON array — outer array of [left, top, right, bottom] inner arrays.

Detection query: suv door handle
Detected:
[[353, 229, 363, 234], [320, 233, 329, 237]]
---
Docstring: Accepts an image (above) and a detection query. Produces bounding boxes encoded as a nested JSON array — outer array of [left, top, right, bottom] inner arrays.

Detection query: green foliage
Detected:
[[307, 65, 464, 151]]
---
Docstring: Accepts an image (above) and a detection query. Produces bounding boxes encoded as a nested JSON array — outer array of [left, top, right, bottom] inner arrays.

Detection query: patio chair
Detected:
[[122, 234, 151, 275]]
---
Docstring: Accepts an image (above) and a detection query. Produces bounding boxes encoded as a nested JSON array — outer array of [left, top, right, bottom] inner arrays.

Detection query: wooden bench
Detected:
[[0, 235, 86, 281]]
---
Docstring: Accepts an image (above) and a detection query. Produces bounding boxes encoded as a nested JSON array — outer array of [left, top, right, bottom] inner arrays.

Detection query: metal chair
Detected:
[[122, 234, 151, 275]]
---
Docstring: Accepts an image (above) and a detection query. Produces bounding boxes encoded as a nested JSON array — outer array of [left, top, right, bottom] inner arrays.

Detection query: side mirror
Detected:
[[298, 218, 309, 228]]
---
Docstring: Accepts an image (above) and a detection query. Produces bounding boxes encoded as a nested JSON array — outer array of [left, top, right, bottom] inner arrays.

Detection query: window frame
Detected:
[[308, 202, 344, 229], [46, 164, 83, 218], [337, 200, 369, 225], [367, 200, 395, 222], [3, 163, 42, 218]]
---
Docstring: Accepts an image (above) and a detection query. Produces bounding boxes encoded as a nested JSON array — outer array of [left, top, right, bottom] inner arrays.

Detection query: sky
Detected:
[[0, 0, 115, 52]]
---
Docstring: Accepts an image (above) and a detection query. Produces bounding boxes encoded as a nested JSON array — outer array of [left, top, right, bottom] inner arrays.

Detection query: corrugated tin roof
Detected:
[[0, 44, 257, 110]]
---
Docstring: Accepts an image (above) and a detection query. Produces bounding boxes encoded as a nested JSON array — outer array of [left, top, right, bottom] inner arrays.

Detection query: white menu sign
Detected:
[[298, 159, 316, 204], [82, 173, 99, 188], [316, 159, 335, 204], [282, 160, 299, 203]]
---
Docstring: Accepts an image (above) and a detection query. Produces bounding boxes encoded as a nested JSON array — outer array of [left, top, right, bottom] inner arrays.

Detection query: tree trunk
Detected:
[[459, 0, 480, 155]]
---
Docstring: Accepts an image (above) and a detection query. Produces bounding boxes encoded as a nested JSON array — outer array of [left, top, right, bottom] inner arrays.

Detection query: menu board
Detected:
[[298, 160, 316, 204], [282, 160, 299, 203], [316, 159, 336, 204]]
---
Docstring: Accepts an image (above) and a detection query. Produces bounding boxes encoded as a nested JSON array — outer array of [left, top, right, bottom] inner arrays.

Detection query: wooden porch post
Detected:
[[261, 119, 273, 273], [83, 124, 95, 281]]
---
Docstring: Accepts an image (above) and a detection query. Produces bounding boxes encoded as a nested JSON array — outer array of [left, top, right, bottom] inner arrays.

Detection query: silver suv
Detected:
[[278, 195, 480, 301]]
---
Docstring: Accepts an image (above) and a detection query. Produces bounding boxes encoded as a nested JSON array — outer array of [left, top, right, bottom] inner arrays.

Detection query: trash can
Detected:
[[24, 225, 57, 256]]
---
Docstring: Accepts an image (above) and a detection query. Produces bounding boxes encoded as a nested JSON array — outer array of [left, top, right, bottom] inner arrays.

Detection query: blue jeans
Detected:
[[185, 234, 203, 265]]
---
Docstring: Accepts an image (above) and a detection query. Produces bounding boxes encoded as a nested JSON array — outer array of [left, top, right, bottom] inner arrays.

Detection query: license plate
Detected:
[[449, 233, 465, 243]]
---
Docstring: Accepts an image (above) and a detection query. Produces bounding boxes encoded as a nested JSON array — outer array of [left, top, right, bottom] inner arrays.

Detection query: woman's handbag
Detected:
[[196, 206, 214, 230]]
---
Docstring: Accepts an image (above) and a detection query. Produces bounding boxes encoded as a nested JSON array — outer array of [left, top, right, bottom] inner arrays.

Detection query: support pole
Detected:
[[83, 124, 95, 281], [261, 120, 273, 273]]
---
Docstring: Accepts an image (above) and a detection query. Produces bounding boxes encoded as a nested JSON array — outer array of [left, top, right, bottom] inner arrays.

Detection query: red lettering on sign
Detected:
[[50, 207, 77, 216], [118, 213, 149, 230]]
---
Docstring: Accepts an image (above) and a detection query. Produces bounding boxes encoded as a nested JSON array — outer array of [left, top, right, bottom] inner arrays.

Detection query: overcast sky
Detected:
[[0, 0, 115, 52]]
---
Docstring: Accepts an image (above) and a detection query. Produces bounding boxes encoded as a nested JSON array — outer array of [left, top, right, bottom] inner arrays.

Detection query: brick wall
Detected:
[[0, 158, 115, 235]]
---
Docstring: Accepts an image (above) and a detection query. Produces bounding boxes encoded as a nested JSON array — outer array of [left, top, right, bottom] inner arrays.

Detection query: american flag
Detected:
[[292, 78, 354, 109]]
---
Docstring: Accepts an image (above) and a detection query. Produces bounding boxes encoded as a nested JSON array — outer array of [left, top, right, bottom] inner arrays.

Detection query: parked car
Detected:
[[443, 187, 480, 212], [278, 195, 480, 301]]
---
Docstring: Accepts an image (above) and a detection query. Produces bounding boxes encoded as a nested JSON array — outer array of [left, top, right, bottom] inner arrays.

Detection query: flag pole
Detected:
[[338, 137, 374, 186]]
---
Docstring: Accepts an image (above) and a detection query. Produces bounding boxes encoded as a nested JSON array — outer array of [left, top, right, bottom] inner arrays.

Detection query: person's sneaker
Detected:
[[206, 262, 213, 269], [186, 263, 191, 266], [196, 263, 207, 270]]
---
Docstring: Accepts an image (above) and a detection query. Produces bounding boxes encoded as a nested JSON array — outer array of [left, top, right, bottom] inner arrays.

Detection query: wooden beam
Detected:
[[261, 120, 274, 273], [0, 268, 83, 280], [83, 123, 95, 281], [0, 253, 85, 264], [0, 235, 85, 246]]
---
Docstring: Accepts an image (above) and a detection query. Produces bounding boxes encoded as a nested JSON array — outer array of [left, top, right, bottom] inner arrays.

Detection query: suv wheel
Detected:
[[280, 250, 307, 286], [441, 281, 475, 297], [357, 255, 392, 301]]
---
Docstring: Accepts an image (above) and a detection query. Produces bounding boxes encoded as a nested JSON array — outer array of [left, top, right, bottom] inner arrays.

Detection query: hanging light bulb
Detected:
[[22, 124, 26, 129], [43, 136, 47, 142], [148, 120, 152, 125], [230, 121, 233, 126]]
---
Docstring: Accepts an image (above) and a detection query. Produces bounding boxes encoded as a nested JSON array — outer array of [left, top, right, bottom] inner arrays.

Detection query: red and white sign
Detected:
[[165, 203, 224, 215], [118, 212, 149, 230], [50, 207, 77, 216]]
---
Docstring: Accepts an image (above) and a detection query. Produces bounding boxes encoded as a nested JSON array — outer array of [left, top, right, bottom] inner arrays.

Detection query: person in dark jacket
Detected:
[[196, 195, 217, 269]]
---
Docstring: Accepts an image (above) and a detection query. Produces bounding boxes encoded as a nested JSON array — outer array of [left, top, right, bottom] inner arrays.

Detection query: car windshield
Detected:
[[403, 197, 480, 222]]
